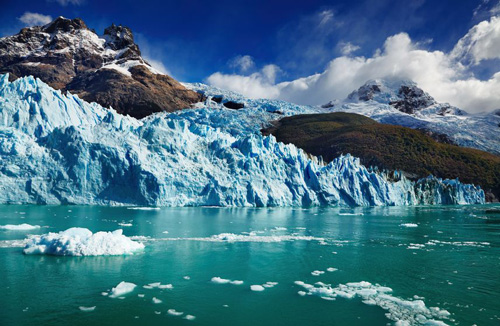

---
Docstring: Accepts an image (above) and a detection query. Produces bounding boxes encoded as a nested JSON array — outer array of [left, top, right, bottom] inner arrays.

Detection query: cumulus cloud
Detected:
[[18, 12, 53, 26], [229, 55, 255, 72], [339, 42, 361, 56], [207, 17, 500, 113]]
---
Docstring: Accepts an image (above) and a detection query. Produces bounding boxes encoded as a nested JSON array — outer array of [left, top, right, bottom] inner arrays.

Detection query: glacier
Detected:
[[0, 74, 485, 206]]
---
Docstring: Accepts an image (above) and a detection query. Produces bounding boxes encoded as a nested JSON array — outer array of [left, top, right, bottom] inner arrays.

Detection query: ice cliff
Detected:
[[0, 75, 485, 206]]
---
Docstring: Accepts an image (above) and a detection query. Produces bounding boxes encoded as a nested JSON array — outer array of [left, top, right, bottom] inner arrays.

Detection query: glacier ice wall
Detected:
[[0, 75, 485, 206]]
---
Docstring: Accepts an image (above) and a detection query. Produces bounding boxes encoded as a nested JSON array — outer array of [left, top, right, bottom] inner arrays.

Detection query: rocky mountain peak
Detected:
[[42, 17, 88, 34], [0, 17, 204, 118]]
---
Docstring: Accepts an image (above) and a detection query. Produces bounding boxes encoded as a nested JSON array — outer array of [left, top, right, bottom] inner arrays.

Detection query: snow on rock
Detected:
[[0, 75, 485, 207], [0, 224, 40, 230], [109, 281, 137, 298], [295, 280, 451, 325], [22, 227, 144, 256]]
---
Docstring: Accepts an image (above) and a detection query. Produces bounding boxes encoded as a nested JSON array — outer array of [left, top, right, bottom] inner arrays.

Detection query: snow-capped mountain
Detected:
[[0, 17, 203, 118], [0, 74, 484, 206], [324, 79, 500, 155]]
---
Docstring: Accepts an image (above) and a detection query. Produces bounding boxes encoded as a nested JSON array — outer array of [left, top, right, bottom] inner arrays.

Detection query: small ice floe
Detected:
[[127, 207, 160, 211], [143, 285, 154, 289], [0, 224, 40, 231], [152, 297, 162, 304], [327, 267, 338, 272], [262, 282, 278, 288], [109, 281, 137, 298], [294, 280, 451, 325], [154, 311, 161, 315], [159, 284, 173, 289], [184, 315, 196, 320], [271, 227, 287, 232], [167, 309, 183, 316], [101, 292, 109, 296], [162, 231, 169, 234], [338, 212, 364, 216], [118, 223, 133, 227], [211, 277, 244, 285], [400, 223, 418, 228], [188, 233, 324, 243], [183, 276, 191, 280], [23, 228, 144, 256], [250, 285, 265, 292], [311, 270, 325, 276], [79, 306, 96, 312], [148, 282, 161, 288], [138, 294, 145, 298]]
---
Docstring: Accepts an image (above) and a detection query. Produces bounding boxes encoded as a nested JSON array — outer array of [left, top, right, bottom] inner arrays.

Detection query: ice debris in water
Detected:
[[400, 223, 419, 228], [184, 315, 196, 321], [311, 270, 325, 276], [0, 75, 484, 207], [79, 306, 96, 312], [194, 233, 324, 243], [327, 267, 338, 272], [167, 309, 183, 316], [109, 282, 137, 298], [152, 297, 162, 304], [295, 280, 451, 325], [211, 277, 244, 285], [0, 224, 40, 230], [22, 228, 145, 256], [250, 285, 265, 292]]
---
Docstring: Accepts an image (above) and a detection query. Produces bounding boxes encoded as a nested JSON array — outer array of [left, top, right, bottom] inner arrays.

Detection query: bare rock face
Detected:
[[0, 17, 203, 118]]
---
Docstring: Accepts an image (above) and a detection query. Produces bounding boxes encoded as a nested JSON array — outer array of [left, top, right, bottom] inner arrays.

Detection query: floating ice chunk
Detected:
[[118, 223, 132, 227], [162, 231, 169, 234], [184, 315, 196, 320], [327, 267, 338, 272], [152, 297, 162, 304], [400, 223, 418, 228], [127, 207, 160, 210], [183, 276, 191, 280], [271, 227, 287, 232], [143, 285, 153, 289], [0, 224, 40, 231], [262, 282, 278, 288], [298, 291, 307, 296], [23, 228, 144, 256], [159, 284, 173, 289], [193, 233, 324, 243], [295, 280, 451, 325], [230, 280, 244, 285], [101, 292, 109, 296], [138, 294, 145, 298], [250, 285, 265, 292], [79, 306, 96, 312], [148, 282, 161, 288], [311, 270, 325, 276], [109, 282, 136, 298], [211, 277, 231, 284], [167, 309, 183, 316], [154, 311, 161, 315]]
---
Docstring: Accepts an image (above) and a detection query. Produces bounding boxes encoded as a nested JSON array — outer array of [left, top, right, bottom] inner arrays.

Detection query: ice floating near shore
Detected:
[[295, 280, 451, 325], [400, 223, 419, 228], [79, 306, 96, 312], [0, 224, 40, 231], [109, 282, 137, 298], [211, 277, 244, 285], [22, 228, 145, 256]]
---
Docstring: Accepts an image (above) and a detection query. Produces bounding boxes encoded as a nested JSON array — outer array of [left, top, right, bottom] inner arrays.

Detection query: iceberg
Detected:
[[109, 281, 137, 298], [0, 75, 485, 207], [23, 227, 145, 256], [0, 224, 40, 230]]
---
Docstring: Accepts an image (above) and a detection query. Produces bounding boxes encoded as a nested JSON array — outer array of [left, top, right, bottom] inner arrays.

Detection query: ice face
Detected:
[[0, 75, 485, 207], [22, 227, 145, 256]]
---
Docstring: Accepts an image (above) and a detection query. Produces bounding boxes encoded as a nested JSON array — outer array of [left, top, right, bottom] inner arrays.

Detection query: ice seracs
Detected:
[[22, 227, 145, 256], [0, 75, 485, 207]]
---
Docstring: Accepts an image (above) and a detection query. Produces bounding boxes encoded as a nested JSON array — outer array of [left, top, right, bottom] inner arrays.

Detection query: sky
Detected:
[[1, 0, 500, 113]]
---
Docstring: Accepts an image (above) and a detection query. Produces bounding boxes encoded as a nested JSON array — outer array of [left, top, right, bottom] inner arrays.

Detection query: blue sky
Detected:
[[2, 0, 500, 112]]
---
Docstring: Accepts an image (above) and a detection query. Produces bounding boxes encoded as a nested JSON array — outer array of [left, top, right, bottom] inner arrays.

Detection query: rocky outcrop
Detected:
[[0, 17, 203, 118]]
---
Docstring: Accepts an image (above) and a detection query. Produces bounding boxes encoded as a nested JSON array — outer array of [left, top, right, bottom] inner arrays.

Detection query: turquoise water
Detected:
[[0, 205, 499, 326]]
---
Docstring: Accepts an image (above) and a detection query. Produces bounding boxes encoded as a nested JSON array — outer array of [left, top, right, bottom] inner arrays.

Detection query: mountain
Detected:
[[0, 75, 484, 206], [324, 79, 500, 155], [0, 17, 203, 118], [262, 112, 500, 202]]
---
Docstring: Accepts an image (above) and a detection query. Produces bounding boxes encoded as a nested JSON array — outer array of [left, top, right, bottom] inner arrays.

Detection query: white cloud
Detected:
[[51, 0, 84, 6], [339, 42, 361, 56], [143, 56, 171, 76], [451, 15, 500, 64], [18, 12, 53, 26], [229, 55, 255, 72], [206, 17, 500, 113], [318, 10, 334, 26]]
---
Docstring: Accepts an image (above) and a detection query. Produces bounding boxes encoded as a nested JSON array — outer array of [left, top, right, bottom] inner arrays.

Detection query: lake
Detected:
[[0, 205, 499, 326]]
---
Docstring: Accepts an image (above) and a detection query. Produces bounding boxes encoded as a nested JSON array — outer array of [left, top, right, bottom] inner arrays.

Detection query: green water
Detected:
[[0, 205, 499, 326]]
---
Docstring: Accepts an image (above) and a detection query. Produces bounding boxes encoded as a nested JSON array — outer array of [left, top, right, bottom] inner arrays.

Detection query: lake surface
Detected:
[[0, 205, 499, 326]]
